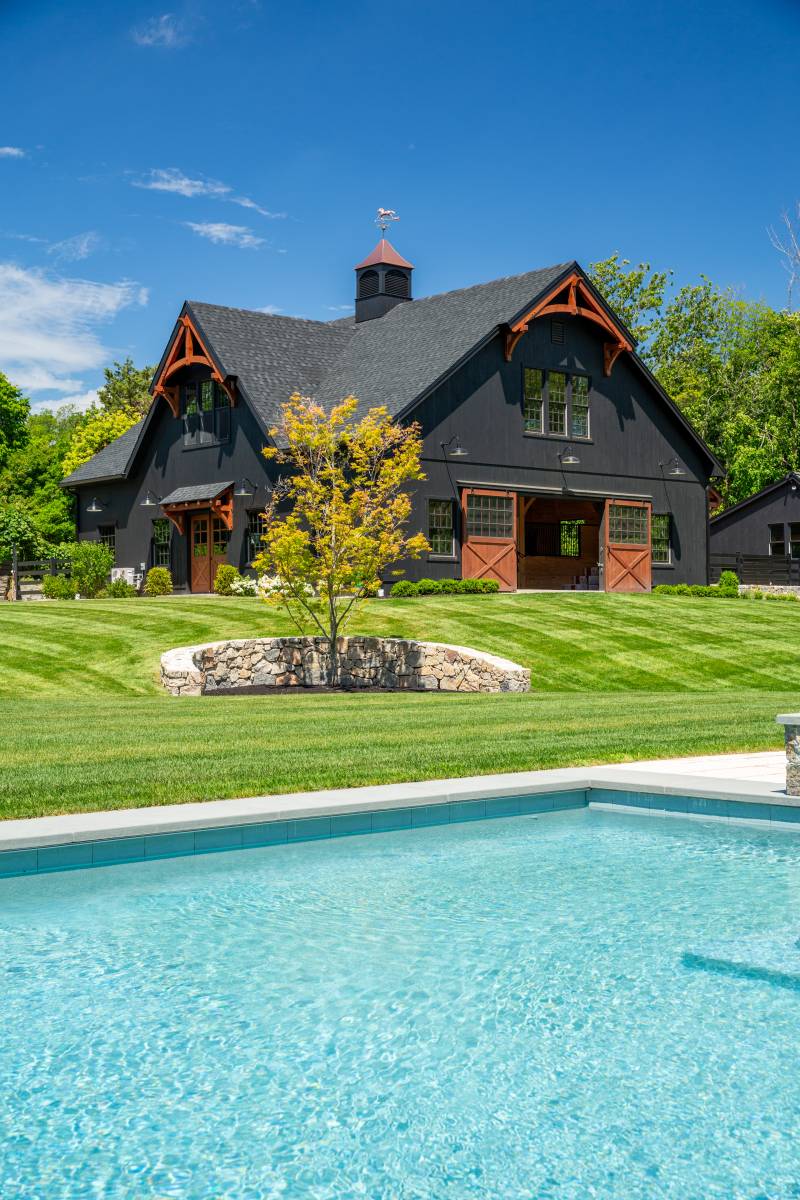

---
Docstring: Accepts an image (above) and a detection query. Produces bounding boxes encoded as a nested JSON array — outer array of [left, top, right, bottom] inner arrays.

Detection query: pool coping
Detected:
[[1, 762, 795, 856]]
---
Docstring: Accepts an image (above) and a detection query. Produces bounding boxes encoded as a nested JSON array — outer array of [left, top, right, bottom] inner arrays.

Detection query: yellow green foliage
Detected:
[[62, 407, 140, 477], [253, 395, 428, 680]]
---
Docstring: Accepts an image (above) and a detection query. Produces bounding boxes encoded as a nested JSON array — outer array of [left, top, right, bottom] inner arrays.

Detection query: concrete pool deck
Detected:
[[0, 751, 791, 865]]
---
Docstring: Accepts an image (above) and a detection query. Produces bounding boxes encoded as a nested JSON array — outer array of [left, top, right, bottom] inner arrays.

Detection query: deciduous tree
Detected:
[[253, 394, 428, 685]]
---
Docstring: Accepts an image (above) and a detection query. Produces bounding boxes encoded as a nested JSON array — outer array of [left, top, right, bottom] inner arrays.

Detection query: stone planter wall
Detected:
[[161, 636, 531, 696]]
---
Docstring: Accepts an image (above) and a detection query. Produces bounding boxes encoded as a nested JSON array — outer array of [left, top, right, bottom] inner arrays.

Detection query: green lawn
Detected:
[[0, 592, 795, 820]]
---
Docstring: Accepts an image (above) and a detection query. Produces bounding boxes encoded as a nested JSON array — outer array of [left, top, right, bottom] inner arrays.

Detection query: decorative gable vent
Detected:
[[385, 269, 410, 298], [551, 320, 565, 344], [358, 270, 380, 299]]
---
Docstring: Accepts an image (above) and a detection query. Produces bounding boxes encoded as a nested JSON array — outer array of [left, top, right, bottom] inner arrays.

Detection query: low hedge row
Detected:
[[653, 569, 798, 601], [390, 577, 500, 597]]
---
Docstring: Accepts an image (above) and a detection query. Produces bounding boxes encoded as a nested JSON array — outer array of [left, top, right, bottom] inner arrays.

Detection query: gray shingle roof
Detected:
[[314, 263, 572, 418], [61, 419, 145, 486], [160, 481, 234, 506], [61, 262, 579, 485], [187, 302, 358, 429]]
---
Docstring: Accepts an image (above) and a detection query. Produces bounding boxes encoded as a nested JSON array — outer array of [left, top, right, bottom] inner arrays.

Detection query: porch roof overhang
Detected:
[[160, 481, 234, 536], [455, 480, 654, 501], [160, 482, 234, 506]]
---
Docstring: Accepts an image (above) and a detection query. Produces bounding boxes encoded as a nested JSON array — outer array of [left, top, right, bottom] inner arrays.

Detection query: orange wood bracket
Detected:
[[504, 271, 632, 376], [161, 487, 234, 536], [152, 313, 237, 415]]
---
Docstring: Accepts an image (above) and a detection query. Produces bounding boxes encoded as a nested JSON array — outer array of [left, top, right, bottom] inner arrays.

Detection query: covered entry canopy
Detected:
[[160, 481, 234, 536]]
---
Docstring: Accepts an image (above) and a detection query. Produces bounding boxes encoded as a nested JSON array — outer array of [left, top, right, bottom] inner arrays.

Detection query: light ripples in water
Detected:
[[3, 809, 800, 1198]]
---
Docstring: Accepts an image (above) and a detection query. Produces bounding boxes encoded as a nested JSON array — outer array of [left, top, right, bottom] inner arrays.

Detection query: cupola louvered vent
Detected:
[[358, 270, 380, 299], [385, 269, 410, 298], [551, 320, 565, 344]]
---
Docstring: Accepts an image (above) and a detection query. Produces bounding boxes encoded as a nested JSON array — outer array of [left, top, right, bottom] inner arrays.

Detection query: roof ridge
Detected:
[[187, 301, 347, 330], [400, 261, 575, 310]]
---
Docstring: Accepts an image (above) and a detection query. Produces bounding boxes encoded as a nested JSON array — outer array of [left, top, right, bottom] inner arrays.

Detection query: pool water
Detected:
[[3, 808, 800, 1199]]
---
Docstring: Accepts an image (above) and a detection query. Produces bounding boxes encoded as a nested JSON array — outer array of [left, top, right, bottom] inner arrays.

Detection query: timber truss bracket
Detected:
[[152, 313, 237, 416], [504, 271, 633, 376]]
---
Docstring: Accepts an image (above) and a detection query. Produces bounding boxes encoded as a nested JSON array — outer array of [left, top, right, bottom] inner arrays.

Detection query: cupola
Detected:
[[354, 237, 414, 323]]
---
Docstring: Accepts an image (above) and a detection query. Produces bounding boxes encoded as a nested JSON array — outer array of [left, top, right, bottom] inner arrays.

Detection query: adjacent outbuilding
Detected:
[[709, 473, 800, 586]]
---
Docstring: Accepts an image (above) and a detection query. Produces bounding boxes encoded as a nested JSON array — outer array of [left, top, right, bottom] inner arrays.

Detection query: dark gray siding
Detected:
[[397, 315, 712, 585], [710, 479, 800, 555], [74, 384, 274, 589]]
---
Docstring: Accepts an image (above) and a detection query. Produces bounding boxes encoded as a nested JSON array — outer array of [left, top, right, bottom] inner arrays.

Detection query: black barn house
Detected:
[[62, 240, 722, 593], [709, 473, 800, 583]]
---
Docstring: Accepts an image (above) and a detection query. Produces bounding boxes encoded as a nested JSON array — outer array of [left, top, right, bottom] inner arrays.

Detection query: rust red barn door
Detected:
[[603, 499, 652, 592], [461, 488, 517, 591]]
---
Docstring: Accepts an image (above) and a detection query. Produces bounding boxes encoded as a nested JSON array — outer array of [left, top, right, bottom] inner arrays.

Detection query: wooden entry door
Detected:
[[461, 488, 517, 591], [190, 514, 230, 592], [603, 499, 652, 592]]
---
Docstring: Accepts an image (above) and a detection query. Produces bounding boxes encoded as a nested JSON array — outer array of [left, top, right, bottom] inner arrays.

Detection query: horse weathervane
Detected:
[[375, 207, 400, 235]]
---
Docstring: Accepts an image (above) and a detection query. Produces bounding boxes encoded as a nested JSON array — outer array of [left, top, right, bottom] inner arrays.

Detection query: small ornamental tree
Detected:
[[252, 394, 429, 685]]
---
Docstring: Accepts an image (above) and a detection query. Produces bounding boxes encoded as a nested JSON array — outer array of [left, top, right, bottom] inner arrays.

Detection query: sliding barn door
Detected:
[[603, 499, 652, 592], [461, 488, 517, 591]]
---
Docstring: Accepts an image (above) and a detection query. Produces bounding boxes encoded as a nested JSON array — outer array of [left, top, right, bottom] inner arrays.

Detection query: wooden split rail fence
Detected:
[[0, 550, 70, 601]]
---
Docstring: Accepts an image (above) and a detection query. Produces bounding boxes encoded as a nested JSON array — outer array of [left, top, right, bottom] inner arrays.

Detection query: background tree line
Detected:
[[0, 359, 152, 559]]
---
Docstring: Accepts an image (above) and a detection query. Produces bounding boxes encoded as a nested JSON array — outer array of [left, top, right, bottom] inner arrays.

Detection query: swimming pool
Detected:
[[3, 806, 800, 1198]]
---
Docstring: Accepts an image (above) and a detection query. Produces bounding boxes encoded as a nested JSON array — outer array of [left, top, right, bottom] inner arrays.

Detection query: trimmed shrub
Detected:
[[105, 578, 138, 598], [214, 564, 241, 596], [42, 574, 76, 600], [717, 570, 740, 595], [144, 566, 173, 596], [390, 580, 418, 597], [390, 576, 501, 598]]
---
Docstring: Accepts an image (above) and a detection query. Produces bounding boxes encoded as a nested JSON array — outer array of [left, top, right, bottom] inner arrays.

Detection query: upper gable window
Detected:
[[523, 369, 590, 440], [183, 380, 231, 448]]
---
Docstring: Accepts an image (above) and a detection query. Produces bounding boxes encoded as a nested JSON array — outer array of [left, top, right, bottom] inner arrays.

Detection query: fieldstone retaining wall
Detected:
[[161, 636, 531, 696]]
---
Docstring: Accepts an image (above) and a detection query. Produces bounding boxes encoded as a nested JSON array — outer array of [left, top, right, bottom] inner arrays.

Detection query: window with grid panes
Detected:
[[212, 517, 230, 556], [523, 368, 544, 433], [651, 513, 671, 564], [571, 375, 589, 438], [97, 525, 116, 560], [152, 518, 171, 567], [790, 523, 800, 559], [608, 503, 648, 545], [247, 511, 267, 562], [547, 372, 567, 435], [769, 523, 786, 555], [428, 499, 454, 555], [466, 494, 513, 539]]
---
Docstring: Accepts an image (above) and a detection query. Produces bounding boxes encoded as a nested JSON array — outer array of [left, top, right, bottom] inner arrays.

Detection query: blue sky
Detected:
[[1, 0, 798, 411]]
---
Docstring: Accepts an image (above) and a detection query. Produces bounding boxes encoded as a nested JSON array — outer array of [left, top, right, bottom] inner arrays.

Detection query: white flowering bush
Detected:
[[230, 574, 258, 596]]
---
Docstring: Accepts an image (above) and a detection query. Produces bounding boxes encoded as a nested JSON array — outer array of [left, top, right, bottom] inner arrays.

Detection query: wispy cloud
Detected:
[[133, 166, 285, 218], [134, 167, 229, 199], [31, 387, 100, 415], [0, 146, 25, 158], [326, 304, 353, 312], [47, 231, 103, 263], [231, 195, 285, 219], [256, 304, 282, 314], [1, 231, 47, 244], [0, 264, 147, 400], [185, 222, 265, 249], [131, 13, 189, 48]]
